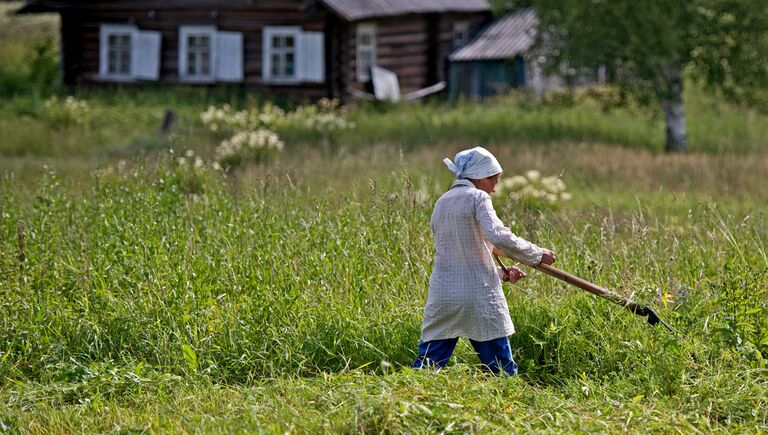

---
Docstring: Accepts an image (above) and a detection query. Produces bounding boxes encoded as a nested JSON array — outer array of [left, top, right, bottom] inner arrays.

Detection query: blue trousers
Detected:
[[411, 336, 518, 375]]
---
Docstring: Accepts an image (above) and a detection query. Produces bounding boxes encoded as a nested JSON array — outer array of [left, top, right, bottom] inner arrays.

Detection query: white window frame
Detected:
[[263, 26, 302, 83], [99, 24, 135, 80], [356, 23, 376, 82], [453, 22, 470, 49], [179, 25, 217, 83]]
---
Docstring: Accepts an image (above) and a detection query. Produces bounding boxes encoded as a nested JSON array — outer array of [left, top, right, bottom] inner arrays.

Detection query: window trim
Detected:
[[99, 24, 136, 81], [179, 25, 217, 83], [262, 26, 302, 84], [355, 23, 376, 83]]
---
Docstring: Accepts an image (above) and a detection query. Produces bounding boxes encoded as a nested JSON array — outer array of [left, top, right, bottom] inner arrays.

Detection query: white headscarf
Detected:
[[443, 147, 502, 180]]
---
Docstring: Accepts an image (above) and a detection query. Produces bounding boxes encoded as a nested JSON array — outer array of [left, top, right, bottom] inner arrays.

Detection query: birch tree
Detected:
[[496, 0, 768, 152]]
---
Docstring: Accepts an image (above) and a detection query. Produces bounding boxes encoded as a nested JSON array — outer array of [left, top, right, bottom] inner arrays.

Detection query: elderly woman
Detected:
[[412, 147, 556, 375]]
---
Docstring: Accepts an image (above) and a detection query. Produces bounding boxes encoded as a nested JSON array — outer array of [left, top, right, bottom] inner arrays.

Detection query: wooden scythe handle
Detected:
[[494, 255, 644, 313], [533, 263, 645, 312], [494, 254, 675, 332]]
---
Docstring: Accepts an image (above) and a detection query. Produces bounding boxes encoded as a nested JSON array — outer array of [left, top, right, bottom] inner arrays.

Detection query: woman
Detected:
[[412, 147, 556, 375]]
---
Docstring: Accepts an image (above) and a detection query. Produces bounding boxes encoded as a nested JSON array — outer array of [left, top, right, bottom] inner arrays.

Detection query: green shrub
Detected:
[[709, 262, 768, 367]]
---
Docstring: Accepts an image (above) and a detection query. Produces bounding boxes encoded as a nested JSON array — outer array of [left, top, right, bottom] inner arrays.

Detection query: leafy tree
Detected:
[[495, 0, 768, 152]]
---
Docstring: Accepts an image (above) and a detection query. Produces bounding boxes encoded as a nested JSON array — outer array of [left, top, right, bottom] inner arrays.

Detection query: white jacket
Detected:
[[421, 179, 544, 342]]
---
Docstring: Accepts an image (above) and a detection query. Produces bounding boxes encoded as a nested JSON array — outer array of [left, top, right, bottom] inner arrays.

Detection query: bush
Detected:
[[42, 95, 91, 127], [495, 170, 572, 209], [709, 262, 768, 367], [214, 130, 283, 168], [0, 35, 60, 97]]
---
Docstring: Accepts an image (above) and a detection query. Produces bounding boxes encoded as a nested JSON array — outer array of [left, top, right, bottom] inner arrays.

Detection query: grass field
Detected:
[[1, 2, 767, 433]]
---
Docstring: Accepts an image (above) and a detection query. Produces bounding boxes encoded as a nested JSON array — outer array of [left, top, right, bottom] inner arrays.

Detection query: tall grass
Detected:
[[1, 145, 767, 431]]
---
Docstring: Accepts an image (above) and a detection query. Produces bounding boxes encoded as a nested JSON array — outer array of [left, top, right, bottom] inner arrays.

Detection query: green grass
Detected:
[[1, 144, 767, 432], [1, 3, 768, 432]]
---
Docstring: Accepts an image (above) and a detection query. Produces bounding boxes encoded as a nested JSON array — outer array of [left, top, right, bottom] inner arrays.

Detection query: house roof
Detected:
[[318, 0, 490, 21], [449, 8, 537, 62], [16, 1, 253, 14], [17, 0, 492, 19]]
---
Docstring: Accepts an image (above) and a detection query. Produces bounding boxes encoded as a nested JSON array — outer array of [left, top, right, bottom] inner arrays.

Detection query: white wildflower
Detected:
[[504, 175, 528, 190], [525, 170, 541, 182], [43, 95, 90, 126], [215, 128, 284, 167], [542, 176, 565, 193], [498, 170, 571, 206]]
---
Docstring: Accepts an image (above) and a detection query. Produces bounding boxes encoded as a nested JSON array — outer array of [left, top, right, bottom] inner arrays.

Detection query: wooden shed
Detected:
[[448, 9, 562, 100], [17, 0, 497, 99]]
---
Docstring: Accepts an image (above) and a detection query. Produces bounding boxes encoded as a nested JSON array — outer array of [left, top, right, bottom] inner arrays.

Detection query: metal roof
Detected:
[[17, 0, 491, 18], [319, 0, 490, 21], [449, 8, 537, 62], [16, 1, 264, 14]]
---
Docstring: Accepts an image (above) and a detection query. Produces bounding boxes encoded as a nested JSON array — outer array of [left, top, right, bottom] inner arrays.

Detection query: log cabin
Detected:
[[17, 0, 551, 100]]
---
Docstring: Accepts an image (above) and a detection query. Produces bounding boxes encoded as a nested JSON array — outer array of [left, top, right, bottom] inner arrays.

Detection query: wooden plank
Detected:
[[376, 21, 427, 36], [377, 55, 429, 68], [376, 44, 429, 56], [377, 33, 429, 46]]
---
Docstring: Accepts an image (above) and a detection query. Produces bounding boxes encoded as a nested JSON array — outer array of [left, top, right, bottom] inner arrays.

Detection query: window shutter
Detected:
[[99, 25, 110, 77], [215, 31, 244, 82], [300, 31, 325, 83], [132, 30, 161, 80]]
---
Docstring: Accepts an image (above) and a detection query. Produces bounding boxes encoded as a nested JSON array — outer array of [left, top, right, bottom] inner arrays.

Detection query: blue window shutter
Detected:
[[132, 30, 161, 81], [216, 31, 244, 82], [301, 31, 325, 83]]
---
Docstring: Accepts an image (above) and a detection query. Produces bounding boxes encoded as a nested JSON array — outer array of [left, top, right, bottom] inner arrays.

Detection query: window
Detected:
[[270, 34, 296, 78], [453, 22, 470, 49], [179, 26, 216, 82], [263, 27, 301, 82], [356, 23, 376, 82], [178, 26, 243, 83], [100, 25, 134, 79], [262, 27, 324, 84], [107, 33, 132, 75], [187, 34, 212, 76], [99, 24, 161, 81]]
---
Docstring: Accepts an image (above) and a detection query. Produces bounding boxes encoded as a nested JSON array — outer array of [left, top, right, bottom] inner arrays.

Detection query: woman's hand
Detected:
[[539, 249, 556, 265], [501, 265, 527, 284]]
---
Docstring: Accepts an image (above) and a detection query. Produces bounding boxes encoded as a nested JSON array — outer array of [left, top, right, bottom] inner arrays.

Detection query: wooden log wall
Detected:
[[55, 0, 491, 100], [344, 12, 490, 94], [344, 16, 431, 93], [61, 1, 328, 98], [435, 13, 491, 82]]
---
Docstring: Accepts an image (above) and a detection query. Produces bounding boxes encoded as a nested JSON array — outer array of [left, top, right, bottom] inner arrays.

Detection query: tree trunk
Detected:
[[658, 65, 687, 152], [661, 96, 687, 152]]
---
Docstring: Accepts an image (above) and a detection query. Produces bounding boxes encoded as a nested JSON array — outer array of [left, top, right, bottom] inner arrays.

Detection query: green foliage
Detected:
[[499, 0, 768, 151], [709, 262, 768, 367], [0, 3, 60, 97], [199, 99, 354, 168], [41, 96, 92, 128], [26, 36, 61, 95], [516, 0, 768, 103]]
